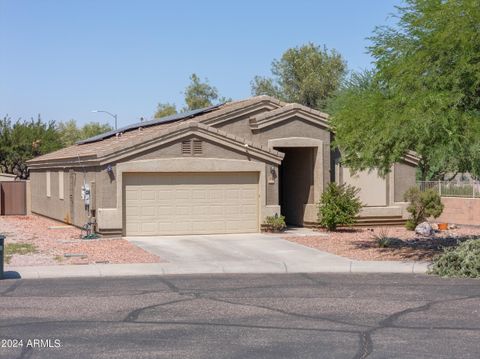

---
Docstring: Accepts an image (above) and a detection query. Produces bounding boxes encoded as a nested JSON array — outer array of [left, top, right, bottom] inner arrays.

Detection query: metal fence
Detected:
[[417, 180, 480, 198]]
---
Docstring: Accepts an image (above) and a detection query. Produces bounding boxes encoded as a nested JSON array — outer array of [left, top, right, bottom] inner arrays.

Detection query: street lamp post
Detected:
[[92, 110, 117, 130]]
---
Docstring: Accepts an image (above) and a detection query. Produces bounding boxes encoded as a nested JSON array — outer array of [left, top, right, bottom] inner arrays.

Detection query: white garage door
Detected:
[[124, 172, 259, 236]]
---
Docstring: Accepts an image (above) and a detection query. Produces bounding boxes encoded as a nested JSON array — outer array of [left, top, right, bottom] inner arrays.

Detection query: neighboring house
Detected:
[[27, 96, 418, 236]]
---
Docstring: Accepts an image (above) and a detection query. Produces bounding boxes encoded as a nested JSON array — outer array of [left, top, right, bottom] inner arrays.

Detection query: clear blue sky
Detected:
[[0, 0, 401, 128]]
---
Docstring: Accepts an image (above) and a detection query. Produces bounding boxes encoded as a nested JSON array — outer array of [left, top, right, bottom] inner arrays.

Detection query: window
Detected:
[[46, 171, 51, 197], [58, 170, 64, 200]]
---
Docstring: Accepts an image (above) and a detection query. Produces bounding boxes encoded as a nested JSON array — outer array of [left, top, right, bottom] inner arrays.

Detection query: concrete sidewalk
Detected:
[[4, 260, 430, 279]]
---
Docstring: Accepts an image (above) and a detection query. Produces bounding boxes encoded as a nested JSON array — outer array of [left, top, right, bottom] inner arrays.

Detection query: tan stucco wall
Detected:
[[31, 170, 67, 222], [208, 108, 270, 141], [97, 165, 117, 209], [394, 162, 417, 202], [30, 167, 98, 227], [342, 168, 388, 207], [127, 136, 250, 162], [265, 163, 279, 206], [435, 197, 480, 226]]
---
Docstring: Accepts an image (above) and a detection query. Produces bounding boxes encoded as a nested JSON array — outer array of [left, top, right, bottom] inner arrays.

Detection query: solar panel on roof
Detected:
[[76, 103, 223, 145]]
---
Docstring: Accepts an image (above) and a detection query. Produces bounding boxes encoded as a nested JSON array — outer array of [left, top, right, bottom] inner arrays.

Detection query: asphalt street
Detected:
[[0, 273, 479, 359]]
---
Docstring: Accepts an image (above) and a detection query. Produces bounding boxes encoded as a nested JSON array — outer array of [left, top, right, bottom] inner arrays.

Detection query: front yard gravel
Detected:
[[0, 215, 161, 266], [285, 225, 480, 261]]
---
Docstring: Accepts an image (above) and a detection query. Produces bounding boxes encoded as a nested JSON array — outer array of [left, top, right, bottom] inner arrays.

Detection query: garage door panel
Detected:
[[125, 189, 139, 201], [156, 206, 171, 216], [140, 190, 156, 201], [241, 205, 258, 215], [191, 190, 207, 200], [124, 172, 259, 235], [140, 206, 156, 216]]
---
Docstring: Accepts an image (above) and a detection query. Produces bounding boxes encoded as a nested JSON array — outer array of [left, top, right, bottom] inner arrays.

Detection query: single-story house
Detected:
[[27, 96, 418, 236]]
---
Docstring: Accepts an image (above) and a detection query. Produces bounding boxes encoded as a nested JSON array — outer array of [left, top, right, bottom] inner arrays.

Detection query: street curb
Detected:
[[3, 260, 431, 279]]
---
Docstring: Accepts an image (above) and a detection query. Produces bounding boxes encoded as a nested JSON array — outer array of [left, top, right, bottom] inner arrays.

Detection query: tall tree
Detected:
[[330, 0, 480, 180], [154, 103, 177, 118], [0, 115, 63, 178], [57, 119, 79, 147], [251, 43, 347, 110], [81, 122, 113, 139], [183, 73, 219, 111], [57, 119, 113, 146], [153, 73, 229, 117]]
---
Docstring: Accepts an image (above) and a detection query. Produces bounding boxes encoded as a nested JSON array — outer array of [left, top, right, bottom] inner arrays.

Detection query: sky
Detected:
[[0, 0, 402, 128]]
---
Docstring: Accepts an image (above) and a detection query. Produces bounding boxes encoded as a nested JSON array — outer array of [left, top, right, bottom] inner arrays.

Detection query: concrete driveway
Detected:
[[127, 233, 351, 273], [7, 232, 428, 279]]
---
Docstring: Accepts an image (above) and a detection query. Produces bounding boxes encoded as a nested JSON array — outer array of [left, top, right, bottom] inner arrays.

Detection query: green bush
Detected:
[[429, 239, 480, 278], [263, 214, 286, 232], [404, 187, 444, 230], [405, 219, 417, 231], [317, 183, 362, 231]]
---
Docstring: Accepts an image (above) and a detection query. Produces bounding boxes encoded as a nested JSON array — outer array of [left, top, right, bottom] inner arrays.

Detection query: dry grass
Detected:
[[4, 243, 37, 264]]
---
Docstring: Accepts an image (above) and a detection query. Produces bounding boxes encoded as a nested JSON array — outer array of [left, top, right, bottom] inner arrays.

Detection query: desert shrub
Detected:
[[429, 239, 480, 278], [405, 219, 417, 231], [317, 183, 362, 231], [263, 214, 286, 232], [404, 187, 444, 230], [372, 228, 392, 248]]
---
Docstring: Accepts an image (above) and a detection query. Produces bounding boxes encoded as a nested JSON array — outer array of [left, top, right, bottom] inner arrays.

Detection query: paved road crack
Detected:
[[353, 294, 480, 359], [204, 296, 372, 329], [123, 298, 195, 322]]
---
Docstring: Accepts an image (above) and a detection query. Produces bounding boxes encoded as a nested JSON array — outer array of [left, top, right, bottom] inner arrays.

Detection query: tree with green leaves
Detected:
[[153, 73, 229, 117], [81, 122, 113, 139], [57, 119, 80, 147], [0, 115, 63, 178], [330, 0, 480, 180], [154, 103, 177, 118], [57, 119, 113, 147], [251, 43, 346, 110], [183, 73, 220, 111]]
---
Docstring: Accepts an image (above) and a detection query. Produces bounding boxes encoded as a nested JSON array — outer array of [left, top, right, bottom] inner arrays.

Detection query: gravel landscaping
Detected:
[[0, 215, 161, 266], [285, 225, 480, 261]]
